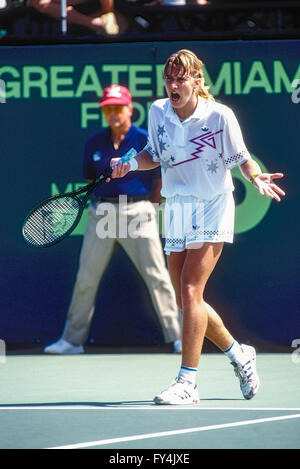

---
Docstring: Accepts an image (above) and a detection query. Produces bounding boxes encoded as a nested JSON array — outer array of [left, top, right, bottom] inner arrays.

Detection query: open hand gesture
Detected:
[[253, 173, 285, 202]]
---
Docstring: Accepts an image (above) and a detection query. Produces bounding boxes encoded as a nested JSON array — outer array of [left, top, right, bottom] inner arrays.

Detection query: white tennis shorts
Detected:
[[163, 192, 235, 255]]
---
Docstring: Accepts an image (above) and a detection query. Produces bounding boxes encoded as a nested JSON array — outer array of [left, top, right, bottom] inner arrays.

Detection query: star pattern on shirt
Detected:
[[158, 138, 168, 153], [207, 161, 219, 174], [156, 123, 169, 154], [160, 158, 173, 173], [157, 125, 166, 138]]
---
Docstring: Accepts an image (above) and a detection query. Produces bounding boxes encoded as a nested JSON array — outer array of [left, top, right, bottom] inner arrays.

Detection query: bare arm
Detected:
[[239, 158, 285, 202]]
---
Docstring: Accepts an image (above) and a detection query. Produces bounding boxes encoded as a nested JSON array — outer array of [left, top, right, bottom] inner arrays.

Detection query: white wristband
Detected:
[[129, 157, 138, 172]]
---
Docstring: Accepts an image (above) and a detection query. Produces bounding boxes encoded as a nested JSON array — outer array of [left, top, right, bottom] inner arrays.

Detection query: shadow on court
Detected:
[[0, 397, 244, 408]]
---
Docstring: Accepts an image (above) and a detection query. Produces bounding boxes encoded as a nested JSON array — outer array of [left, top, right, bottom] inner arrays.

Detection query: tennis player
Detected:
[[110, 49, 285, 405]]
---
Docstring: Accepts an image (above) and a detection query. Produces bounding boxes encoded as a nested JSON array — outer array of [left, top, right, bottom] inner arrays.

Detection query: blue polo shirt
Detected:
[[83, 125, 161, 198]]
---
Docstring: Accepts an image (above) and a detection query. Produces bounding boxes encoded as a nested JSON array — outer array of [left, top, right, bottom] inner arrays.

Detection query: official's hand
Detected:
[[253, 173, 285, 202]]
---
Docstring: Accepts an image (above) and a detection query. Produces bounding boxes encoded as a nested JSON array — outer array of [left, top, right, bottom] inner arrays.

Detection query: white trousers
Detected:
[[62, 200, 181, 345]]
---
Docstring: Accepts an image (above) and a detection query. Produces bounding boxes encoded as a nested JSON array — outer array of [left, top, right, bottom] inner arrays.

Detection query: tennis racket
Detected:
[[22, 148, 137, 248]]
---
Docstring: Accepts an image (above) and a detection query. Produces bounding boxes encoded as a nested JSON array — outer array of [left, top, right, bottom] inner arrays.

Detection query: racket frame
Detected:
[[22, 169, 112, 248], [22, 147, 136, 248]]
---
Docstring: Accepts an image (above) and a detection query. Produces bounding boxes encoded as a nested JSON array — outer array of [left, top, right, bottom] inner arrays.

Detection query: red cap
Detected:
[[100, 85, 132, 106]]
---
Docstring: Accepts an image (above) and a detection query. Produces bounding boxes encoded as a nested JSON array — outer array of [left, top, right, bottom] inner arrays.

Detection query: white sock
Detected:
[[177, 365, 197, 385], [223, 340, 244, 363]]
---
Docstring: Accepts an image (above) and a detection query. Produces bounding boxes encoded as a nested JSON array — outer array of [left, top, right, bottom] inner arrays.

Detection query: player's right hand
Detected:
[[105, 158, 131, 182]]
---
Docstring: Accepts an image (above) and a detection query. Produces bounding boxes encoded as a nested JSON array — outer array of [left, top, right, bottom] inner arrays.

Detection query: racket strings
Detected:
[[23, 196, 80, 247]]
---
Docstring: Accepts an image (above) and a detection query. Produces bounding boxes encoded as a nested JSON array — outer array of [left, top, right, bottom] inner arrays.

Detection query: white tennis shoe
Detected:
[[43, 338, 84, 355], [231, 344, 260, 400], [154, 377, 199, 405]]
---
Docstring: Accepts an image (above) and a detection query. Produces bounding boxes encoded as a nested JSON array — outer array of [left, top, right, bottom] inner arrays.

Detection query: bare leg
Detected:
[[167, 243, 233, 367], [163, 244, 259, 404], [204, 302, 233, 351]]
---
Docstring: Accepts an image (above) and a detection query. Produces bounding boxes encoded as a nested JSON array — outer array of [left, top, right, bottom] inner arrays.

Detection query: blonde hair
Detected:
[[164, 49, 214, 101]]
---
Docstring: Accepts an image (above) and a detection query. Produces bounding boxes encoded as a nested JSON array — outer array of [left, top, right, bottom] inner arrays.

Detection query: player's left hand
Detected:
[[253, 173, 285, 202]]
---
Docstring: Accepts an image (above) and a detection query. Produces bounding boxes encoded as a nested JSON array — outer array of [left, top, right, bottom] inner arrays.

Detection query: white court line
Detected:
[[0, 406, 300, 411], [47, 413, 300, 449]]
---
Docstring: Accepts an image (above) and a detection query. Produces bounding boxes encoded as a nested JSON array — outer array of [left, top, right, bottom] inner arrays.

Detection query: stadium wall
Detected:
[[0, 39, 299, 351]]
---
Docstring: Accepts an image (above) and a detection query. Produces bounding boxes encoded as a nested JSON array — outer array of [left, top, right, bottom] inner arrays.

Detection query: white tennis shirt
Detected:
[[144, 97, 251, 200]]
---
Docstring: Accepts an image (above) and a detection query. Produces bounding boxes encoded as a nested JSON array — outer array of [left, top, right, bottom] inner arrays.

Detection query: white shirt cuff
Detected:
[[129, 157, 138, 172]]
